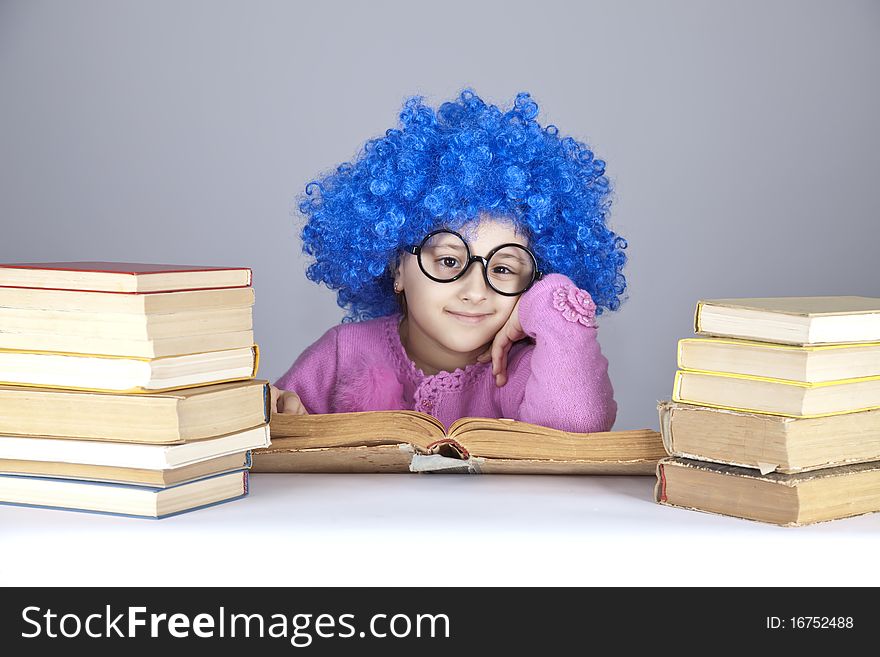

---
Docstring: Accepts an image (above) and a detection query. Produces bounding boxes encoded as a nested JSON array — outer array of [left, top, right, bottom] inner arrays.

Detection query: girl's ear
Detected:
[[392, 257, 404, 294]]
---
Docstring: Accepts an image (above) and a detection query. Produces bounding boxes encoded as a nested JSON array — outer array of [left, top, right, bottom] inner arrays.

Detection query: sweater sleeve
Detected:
[[273, 325, 341, 415], [499, 273, 617, 433]]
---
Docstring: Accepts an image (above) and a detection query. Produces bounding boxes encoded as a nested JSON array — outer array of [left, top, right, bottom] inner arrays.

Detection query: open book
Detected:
[[253, 410, 665, 475]]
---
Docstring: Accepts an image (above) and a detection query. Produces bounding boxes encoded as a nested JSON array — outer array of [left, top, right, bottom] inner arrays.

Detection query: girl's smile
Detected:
[[444, 309, 494, 324]]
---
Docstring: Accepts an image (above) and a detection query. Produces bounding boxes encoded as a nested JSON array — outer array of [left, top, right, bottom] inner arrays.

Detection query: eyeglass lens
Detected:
[[418, 231, 535, 295]]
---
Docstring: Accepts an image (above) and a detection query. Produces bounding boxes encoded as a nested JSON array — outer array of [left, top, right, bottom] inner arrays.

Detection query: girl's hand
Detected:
[[269, 384, 309, 415], [477, 299, 525, 387]]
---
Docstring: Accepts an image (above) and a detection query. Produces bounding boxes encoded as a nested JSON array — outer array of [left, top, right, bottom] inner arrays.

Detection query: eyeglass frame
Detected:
[[406, 229, 544, 297]]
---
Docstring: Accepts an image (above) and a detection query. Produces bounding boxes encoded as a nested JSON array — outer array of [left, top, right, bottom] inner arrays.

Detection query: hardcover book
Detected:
[[0, 346, 259, 392], [0, 469, 249, 518], [658, 400, 880, 474], [677, 337, 880, 383], [0, 379, 270, 443], [655, 456, 880, 526], [0, 306, 253, 341], [0, 285, 254, 313], [0, 282, 255, 358], [672, 369, 880, 418], [0, 329, 255, 359], [694, 296, 880, 346], [0, 452, 251, 487], [0, 425, 270, 470], [253, 411, 666, 474], [0, 262, 252, 293]]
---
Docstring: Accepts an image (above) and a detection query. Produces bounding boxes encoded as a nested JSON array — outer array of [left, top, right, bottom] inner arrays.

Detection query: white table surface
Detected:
[[2, 472, 878, 587]]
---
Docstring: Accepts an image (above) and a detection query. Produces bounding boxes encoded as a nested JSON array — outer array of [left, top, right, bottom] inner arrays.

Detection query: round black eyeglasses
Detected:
[[407, 229, 543, 297]]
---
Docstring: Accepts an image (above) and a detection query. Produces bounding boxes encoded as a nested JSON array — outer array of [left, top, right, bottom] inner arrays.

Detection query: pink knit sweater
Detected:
[[275, 273, 617, 433]]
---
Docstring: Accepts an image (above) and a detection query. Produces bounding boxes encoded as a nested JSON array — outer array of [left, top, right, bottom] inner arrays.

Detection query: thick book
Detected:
[[0, 262, 252, 293], [0, 380, 270, 443], [678, 337, 880, 383], [672, 369, 880, 417], [0, 306, 253, 341], [658, 400, 880, 474], [0, 469, 249, 518], [655, 457, 880, 526], [0, 330, 254, 358], [0, 424, 270, 469], [0, 285, 254, 313], [0, 345, 259, 392], [252, 411, 666, 475], [0, 328, 255, 359], [694, 296, 880, 346], [0, 285, 254, 358], [0, 452, 251, 487]]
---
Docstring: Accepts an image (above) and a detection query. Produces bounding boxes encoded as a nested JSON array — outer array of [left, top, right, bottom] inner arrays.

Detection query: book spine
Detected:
[[671, 370, 684, 402], [693, 301, 704, 334], [251, 345, 260, 378], [657, 401, 674, 455], [262, 383, 271, 424], [424, 437, 470, 459], [655, 462, 668, 502]]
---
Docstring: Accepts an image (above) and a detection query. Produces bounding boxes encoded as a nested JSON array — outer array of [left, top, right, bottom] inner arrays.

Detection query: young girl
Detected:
[[271, 90, 627, 434]]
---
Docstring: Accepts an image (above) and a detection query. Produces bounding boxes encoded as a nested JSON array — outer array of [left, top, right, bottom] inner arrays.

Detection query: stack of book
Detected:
[[655, 296, 880, 526], [0, 262, 271, 518]]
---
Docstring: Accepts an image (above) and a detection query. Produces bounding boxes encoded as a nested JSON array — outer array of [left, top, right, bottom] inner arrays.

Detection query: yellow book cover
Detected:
[[0, 345, 259, 393], [677, 337, 880, 383], [672, 368, 880, 418]]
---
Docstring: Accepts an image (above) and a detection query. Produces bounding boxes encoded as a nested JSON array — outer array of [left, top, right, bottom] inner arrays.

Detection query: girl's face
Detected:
[[396, 216, 526, 373]]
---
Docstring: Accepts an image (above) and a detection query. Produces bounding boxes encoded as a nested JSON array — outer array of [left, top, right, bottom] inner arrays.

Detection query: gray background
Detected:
[[1, 0, 877, 431]]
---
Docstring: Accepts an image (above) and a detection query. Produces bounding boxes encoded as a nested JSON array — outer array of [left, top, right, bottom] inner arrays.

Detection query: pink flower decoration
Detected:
[[552, 285, 597, 327]]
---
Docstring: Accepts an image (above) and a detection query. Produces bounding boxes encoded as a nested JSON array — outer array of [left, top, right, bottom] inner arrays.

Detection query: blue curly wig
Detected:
[[298, 89, 627, 321]]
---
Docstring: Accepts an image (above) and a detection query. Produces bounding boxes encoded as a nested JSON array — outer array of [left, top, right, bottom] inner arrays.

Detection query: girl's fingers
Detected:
[[280, 391, 308, 415], [491, 333, 509, 376], [269, 385, 281, 412], [491, 311, 523, 386], [495, 341, 513, 387], [492, 334, 516, 386]]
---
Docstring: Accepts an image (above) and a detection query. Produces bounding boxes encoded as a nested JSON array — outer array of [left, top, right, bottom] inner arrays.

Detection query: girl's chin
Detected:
[[438, 338, 494, 357]]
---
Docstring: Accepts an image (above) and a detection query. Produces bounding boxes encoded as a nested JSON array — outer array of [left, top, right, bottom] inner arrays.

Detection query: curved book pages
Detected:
[[253, 411, 665, 475]]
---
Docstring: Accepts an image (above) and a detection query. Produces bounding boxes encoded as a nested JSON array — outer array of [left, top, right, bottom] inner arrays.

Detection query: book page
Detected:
[[267, 410, 445, 450], [447, 416, 666, 461]]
